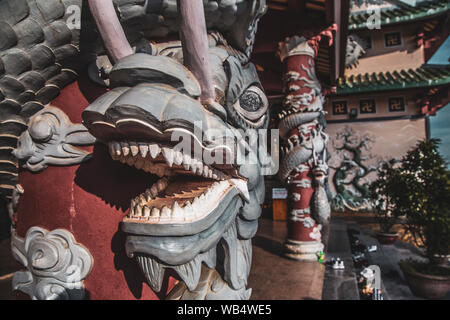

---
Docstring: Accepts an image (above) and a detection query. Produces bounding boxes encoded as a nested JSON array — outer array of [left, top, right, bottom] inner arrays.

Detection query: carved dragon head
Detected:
[[81, 0, 268, 299], [345, 34, 367, 69]]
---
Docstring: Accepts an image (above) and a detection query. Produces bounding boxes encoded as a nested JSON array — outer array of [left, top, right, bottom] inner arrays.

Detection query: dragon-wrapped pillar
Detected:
[[277, 34, 333, 261]]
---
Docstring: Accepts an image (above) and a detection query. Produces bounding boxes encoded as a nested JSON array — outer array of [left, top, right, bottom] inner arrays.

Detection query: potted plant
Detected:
[[373, 139, 449, 299], [370, 159, 402, 245], [373, 210, 399, 245]]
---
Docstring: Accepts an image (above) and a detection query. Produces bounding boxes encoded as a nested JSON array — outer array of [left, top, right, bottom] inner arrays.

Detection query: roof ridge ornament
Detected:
[[278, 36, 316, 61]]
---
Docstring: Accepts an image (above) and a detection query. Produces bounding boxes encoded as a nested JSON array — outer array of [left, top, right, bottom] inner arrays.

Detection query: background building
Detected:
[[324, 0, 449, 212]]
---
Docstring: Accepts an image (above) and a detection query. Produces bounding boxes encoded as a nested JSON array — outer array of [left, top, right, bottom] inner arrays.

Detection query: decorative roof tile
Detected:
[[337, 66, 450, 94], [349, 0, 449, 30]]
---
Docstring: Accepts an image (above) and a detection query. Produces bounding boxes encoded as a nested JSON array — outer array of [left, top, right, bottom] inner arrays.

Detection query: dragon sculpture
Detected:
[[1, 0, 270, 300], [345, 34, 368, 69], [330, 126, 381, 212], [276, 29, 336, 259]]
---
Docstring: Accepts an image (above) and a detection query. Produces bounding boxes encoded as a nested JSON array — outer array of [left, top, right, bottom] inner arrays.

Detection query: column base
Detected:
[[284, 239, 324, 261]]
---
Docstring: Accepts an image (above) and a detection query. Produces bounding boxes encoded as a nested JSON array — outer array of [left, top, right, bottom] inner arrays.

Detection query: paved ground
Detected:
[[321, 218, 359, 300], [248, 218, 325, 300], [327, 218, 450, 300], [346, 221, 426, 300]]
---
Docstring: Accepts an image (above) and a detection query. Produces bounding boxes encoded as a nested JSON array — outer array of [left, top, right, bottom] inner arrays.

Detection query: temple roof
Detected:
[[349, 0, 449, 30], [336, 65, 450, 94]]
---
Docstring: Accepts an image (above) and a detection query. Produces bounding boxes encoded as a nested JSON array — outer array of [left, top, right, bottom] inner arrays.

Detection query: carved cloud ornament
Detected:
[[12, 106, 96, 172], [11, 227, 94, 300]]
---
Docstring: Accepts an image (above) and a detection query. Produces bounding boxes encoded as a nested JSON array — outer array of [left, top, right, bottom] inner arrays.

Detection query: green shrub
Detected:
[[371, 139, 450, 263], [370, 159, 403, 233]]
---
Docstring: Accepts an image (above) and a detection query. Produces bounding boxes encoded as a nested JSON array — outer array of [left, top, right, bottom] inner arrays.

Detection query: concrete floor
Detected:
[[321, 218, 359, 300], [248, 218, 325, 300], [346, 221, 427, 300]]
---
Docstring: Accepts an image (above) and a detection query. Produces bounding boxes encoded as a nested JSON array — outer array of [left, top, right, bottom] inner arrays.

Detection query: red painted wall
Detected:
[[15, 76, 176, 299]]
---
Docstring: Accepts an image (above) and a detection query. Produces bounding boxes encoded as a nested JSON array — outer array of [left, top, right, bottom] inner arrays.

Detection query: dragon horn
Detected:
[[88, 0, 133, 64], [177, 0, 216, 103]]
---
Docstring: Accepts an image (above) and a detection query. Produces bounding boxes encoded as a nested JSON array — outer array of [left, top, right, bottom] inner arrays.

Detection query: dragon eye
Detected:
[[240, 90, 263, 112], [233, 85, 268, 121]]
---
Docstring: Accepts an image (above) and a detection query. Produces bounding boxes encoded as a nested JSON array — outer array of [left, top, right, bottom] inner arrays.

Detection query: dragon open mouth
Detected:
[[106, 139, 250, 225]]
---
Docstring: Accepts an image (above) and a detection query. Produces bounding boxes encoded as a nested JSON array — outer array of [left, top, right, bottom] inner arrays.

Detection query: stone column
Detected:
[[277, 35, 332, 261]]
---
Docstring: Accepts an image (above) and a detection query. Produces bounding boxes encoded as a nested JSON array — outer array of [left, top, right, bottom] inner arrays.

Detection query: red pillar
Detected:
[[278, 34, 332, 260]]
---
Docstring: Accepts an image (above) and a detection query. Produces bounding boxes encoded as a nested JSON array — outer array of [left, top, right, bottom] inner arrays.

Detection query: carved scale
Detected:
[[277, 28, 336, 260]]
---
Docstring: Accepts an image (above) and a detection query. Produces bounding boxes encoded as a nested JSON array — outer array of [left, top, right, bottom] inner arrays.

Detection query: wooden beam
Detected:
[[177, 0, 215, 103], [325, 0, 334, 25], [287, 0, 305, 13], [88, 0, 133, 64], [337, 0, 350, 81]]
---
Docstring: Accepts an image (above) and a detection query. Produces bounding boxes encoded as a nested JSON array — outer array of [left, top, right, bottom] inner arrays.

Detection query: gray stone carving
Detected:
[[167, 265, 251, 300], [11, 226, 93, 300], [12, 106, 95, 172], [346, 34, 368, 69], [83, 39, 267, 300]]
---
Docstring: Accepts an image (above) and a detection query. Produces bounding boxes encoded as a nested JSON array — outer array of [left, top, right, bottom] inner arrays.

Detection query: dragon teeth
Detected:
[[183, 154, 191, 170], [157, 178, 168, 192], [174, 150, 183, 165], [108, 141, 122, 158], [120, 142, 130, 156], [139, 143, 149, 158], [151, 207, 160, 217], [143, 178, 168, 200], [184, 201, 194, 220], [162, 147, 174, 167], [109, 141, 231, 184], [160, 206, 171, 218], [171, 202, 183, 218], [149, 144, 160, 159], [150, 184, 158, 197], [191, 161, 203, 175], [191, 196, 201, 211], [126, 180, 235, 223], [143, 206, 150, 217], [135, 205, 142, 217], [129, 141, 139, 157]]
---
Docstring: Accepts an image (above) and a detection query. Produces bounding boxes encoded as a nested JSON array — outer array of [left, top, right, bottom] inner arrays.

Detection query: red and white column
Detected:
[[277, 33, 333, 260]]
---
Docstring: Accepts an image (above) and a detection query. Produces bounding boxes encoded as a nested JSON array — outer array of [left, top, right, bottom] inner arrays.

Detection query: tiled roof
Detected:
[[349, 0, 449, 30], [336, 65, 450, 94]]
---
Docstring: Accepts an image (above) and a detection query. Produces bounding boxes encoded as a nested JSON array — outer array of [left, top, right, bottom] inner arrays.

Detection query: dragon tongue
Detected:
[[230, 179, 250, 203]]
